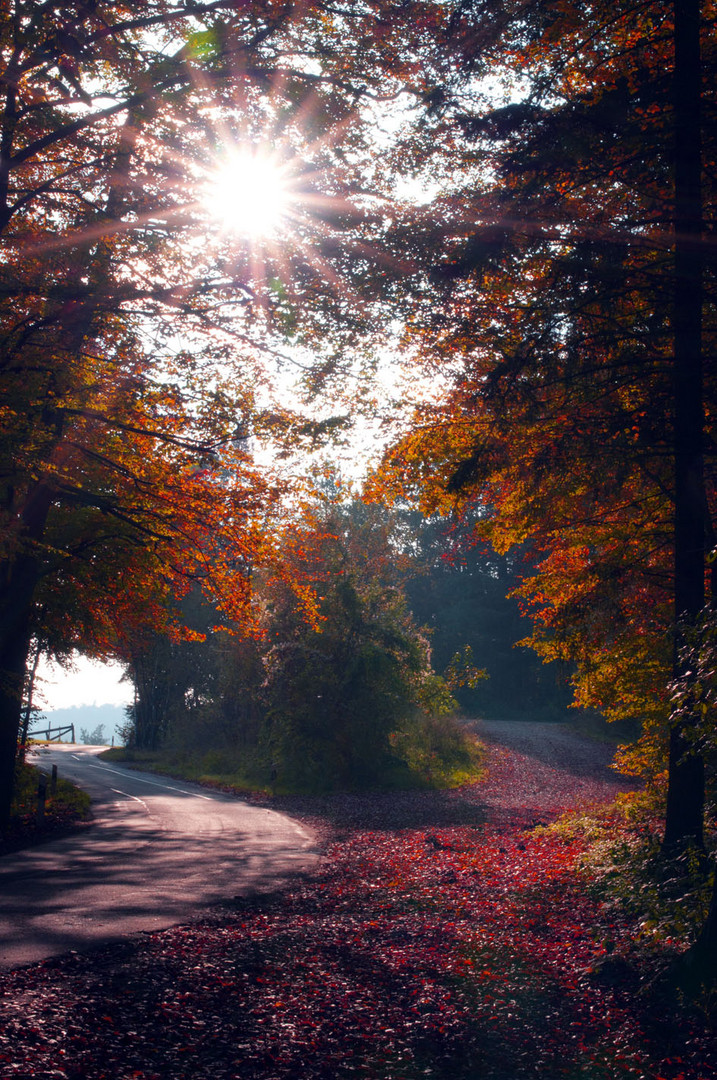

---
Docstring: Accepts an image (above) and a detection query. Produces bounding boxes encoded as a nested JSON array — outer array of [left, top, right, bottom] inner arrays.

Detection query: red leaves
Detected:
[[0, 739, 714, 1078]]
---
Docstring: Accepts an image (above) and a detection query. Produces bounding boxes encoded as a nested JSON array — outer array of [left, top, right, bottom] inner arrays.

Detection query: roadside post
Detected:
[[37, 774, 47, 826]]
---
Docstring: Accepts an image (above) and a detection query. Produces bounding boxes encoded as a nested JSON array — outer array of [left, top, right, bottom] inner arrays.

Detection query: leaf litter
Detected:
[[1, 723, 715, 1079]]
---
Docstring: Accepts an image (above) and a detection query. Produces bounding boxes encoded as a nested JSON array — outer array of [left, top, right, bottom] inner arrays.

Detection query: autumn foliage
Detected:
[[369, 2, 716, 849], [0, 0, 466, 823], [2, 0, 717, 1041]]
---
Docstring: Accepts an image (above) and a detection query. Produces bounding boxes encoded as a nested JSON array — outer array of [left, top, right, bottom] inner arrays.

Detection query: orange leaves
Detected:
[[365, 0, 702, 746]]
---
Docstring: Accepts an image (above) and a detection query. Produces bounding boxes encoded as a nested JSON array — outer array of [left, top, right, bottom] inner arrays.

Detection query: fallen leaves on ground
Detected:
[[1, 733, 714, 1079]]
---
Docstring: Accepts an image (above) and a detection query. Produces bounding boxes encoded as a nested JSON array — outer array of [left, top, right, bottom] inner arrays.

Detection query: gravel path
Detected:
[[475, 718, 626, 780], [472, 718, 637, 825]]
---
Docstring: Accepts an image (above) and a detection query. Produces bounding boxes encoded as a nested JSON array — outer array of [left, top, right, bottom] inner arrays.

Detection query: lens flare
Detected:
[[204, 150, 290, 237]]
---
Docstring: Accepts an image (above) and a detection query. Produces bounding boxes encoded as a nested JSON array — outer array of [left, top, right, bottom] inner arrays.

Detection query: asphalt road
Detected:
[[0, 745, 318, 970]]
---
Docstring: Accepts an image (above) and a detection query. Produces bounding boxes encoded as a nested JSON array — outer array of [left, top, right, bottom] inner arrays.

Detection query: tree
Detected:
[[115, 490, 477, 791], [0, 0, 291, 824], [664, 0, 709, 849], [370, 0, 715, 847], [259, 487, 456, 790], [362, 0, 717, 979], [79, 724, 105, 746], [400, 509, 574, 720], [121, 585, 243, 753], [0, 1, 306, 823], [0, 0, 471, 825]]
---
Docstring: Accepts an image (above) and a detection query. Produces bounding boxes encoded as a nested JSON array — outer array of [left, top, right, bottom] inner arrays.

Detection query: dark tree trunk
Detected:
[[0, 626, 31, 825], [0, 482, 54, 828], [678, 861, 717, 991], [0, 565, 41, 828], [19, 634, 43, 756], [0, 613, 33, 828], [672, 0, 717, 971], [663, 0, 706, 851]]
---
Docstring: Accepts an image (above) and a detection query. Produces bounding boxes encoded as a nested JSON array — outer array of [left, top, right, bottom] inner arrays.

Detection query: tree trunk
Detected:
[[663, 0, 706, 851], [0, 625, 32, 828], [0, 477, 57, 827], [0, 560, 43, 828], [19, 635, 43, 756]]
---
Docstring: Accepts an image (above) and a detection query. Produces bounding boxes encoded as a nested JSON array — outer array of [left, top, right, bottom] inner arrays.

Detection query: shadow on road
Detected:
[[0, 795, 316, 969]]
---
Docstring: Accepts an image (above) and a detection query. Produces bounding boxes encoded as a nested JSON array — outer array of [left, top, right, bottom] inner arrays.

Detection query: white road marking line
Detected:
[[82, 763, 213, 800], [110, 788, 148, 808]]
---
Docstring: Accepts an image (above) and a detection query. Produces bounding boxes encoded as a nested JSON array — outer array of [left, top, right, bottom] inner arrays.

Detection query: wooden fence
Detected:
[[28, 723, 75, 743]]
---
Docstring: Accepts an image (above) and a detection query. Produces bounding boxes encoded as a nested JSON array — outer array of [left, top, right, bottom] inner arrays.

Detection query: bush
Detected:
[[551, 793, 715, 953], [389, 713, 485, 789]]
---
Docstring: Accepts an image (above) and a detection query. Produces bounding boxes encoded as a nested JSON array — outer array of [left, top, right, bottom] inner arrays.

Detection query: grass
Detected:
[[1, 756, 91, 855], [98, 746, 272, 796], [100, 714, 486, 797]]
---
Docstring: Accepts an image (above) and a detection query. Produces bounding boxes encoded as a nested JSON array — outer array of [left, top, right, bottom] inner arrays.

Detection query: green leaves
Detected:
[[261, 497, 451, 791]]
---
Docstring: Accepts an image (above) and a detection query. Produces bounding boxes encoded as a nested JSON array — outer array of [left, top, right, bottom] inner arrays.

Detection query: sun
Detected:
[[203, 149, 291, 238]]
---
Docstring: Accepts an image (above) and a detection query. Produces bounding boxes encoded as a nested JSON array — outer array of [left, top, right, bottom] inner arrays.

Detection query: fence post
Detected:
[[51, 764, 57, 796], [37, 774, 47, 826]]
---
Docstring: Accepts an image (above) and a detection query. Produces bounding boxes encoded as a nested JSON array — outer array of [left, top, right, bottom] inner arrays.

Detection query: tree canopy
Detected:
[[371, 0, 715, 838], [0, 0, 464, 822]]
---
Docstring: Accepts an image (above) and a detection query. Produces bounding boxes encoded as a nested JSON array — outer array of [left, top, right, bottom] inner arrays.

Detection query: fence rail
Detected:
[[28, 723, 75, 743]]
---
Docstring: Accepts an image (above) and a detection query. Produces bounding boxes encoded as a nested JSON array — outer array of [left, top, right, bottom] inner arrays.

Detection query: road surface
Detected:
[[0, 745, 318, 970]]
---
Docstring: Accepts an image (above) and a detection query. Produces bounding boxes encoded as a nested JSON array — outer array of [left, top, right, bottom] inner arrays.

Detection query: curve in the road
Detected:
[[0, 746, 319, 970]]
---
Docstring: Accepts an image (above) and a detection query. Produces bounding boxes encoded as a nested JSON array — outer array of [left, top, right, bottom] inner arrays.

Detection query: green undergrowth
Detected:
[[99, 746, 270, 796], [388, 713, 486, 789], [100, 714, 485, 797], [1, 758, 91, 854], [545, 789, 716, 982]]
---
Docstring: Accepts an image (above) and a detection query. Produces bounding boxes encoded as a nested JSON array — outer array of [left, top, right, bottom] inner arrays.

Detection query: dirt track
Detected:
[[265, 718, 637, 838], [475, 718, 623, 778], [470, 718, 637, 828]]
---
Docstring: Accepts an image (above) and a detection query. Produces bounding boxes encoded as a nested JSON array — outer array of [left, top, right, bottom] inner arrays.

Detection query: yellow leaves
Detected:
[[186, 28, 222, 61], [444, 646, 487, 692]]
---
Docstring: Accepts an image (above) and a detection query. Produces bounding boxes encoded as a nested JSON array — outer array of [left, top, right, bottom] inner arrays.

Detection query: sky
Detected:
[[35, 653, 133, 711]]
